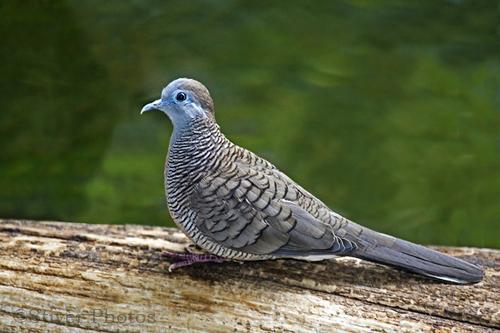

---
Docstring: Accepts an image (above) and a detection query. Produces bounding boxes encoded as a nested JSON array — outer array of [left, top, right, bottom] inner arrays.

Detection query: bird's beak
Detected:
[[140, 99, 162, 115]]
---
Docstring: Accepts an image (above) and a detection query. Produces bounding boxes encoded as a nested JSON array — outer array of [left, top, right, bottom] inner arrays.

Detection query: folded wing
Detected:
[[191, 165, 357, 257]]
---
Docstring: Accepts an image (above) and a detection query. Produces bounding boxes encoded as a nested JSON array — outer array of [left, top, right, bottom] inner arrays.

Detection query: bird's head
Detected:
[[141, 78, 215, 127]]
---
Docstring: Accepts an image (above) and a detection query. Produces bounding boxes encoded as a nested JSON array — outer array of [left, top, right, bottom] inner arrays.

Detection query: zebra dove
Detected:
[[140, 78, 484, 284]]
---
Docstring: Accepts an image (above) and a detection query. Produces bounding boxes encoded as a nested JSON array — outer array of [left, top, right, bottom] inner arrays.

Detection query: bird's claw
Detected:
[[161, 252, 227, 272]]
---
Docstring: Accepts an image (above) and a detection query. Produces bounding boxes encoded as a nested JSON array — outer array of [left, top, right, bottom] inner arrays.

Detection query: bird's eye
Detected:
[[175, 92, 187, 102]]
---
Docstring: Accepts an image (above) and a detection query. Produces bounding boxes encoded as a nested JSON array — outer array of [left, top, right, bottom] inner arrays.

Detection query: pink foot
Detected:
[[161, 252, 227, 272]]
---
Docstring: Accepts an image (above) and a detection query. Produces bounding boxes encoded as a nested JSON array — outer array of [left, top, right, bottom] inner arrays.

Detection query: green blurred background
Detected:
[[0, 1, 498, 248]]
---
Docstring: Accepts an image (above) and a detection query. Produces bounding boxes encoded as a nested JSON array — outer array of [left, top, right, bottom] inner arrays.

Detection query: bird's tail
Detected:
[[345, 223, 484, 284]]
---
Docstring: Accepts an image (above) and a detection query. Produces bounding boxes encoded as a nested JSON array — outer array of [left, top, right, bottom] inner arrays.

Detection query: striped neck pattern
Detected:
[[165, 117, 230, 225]]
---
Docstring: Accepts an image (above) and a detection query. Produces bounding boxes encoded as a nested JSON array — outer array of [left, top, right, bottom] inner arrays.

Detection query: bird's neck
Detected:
[[165, 117, 232, 219], [167, 117, 230, 178], [169, 115, 215, 146], [169, 117, 224, 148]]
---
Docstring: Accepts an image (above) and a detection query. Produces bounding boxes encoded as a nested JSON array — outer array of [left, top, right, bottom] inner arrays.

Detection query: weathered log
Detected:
[[0, 219, 498, 332]]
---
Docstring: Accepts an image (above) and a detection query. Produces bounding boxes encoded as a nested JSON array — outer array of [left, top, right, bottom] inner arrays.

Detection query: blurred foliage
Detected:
[[0, 1, 498, 247]]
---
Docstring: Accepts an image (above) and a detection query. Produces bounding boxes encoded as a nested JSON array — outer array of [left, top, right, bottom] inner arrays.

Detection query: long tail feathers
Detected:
[[348, 226, 484, 284]]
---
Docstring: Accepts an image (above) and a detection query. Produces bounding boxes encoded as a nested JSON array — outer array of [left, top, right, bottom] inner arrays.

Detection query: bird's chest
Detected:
[[162, 124, 229, 230], [165, 160, 198, 214], [164, 142, 213, 222]]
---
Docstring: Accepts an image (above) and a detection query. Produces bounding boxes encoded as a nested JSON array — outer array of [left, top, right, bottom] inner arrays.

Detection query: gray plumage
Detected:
[[141, 78, 484, 284]]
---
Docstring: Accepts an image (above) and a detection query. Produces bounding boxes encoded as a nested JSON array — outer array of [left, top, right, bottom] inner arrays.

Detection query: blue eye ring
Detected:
[[176, 92, 187, 102]]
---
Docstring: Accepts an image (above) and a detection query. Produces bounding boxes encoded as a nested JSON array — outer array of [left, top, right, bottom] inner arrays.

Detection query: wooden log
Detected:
[[0, 219, 498, 332]]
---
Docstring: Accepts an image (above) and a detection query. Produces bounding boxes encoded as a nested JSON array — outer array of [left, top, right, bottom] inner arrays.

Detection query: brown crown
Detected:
[[175, 78, 215, 114]]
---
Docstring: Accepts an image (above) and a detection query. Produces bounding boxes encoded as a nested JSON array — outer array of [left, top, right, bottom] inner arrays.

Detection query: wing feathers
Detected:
[[192, 165, 356, 257]]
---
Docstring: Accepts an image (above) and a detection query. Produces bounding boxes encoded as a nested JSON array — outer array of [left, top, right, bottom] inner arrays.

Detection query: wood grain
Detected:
[[0, 219, 498, 332]]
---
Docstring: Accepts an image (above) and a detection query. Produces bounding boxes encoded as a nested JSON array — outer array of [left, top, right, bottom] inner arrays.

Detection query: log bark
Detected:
[[0, 219, 498, 333]]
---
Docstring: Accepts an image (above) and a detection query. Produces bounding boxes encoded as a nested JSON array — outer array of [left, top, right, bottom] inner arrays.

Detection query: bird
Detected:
[[140, 78, 484, 284]]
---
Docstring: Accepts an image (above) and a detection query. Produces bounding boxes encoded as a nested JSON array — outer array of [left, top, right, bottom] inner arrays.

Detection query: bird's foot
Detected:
[[161, 252, 227, 272]]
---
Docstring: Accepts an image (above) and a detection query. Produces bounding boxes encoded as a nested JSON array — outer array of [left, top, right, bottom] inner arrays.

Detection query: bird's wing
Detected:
[[191, 164, 357, 257]]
